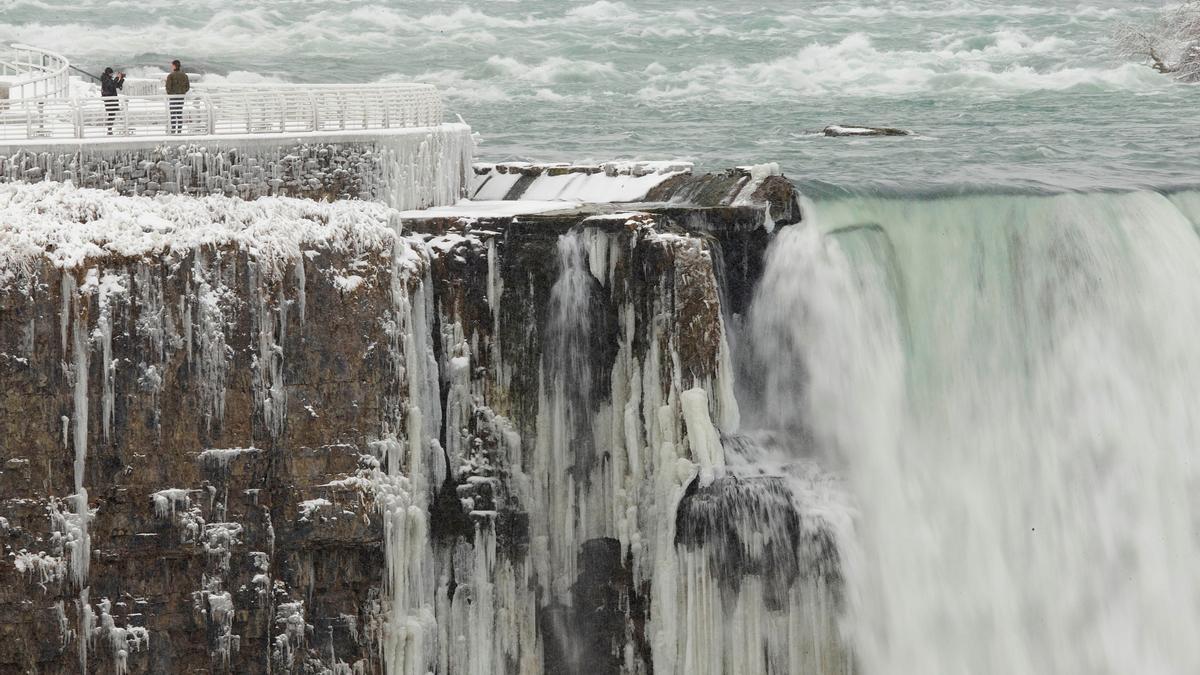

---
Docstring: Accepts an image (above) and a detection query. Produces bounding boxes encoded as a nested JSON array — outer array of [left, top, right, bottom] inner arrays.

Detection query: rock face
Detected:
[[0, 187, 426, 674], [0, 162, 852, 674]]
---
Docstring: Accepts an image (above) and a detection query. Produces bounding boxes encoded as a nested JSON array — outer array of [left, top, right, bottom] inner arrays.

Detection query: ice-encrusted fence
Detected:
[[0, 125, 474, 210], [0, 43, 70, 100], [0, 84, 444, 140]]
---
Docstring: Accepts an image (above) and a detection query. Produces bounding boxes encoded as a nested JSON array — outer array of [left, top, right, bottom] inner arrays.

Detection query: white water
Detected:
[[749, 189, 1200, 673], [5, 1, 1197, 189]]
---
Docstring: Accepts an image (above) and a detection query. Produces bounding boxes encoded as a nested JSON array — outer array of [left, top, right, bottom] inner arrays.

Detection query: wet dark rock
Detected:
[[675, 472, 841, 611], [541, 538, 642, 675], [822, 125, 913, 137]]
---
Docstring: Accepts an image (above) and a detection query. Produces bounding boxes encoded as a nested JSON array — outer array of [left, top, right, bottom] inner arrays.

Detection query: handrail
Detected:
[[68, 65, 102, 84], [0, 85, 445, 141], [0, 43, 71, 100]]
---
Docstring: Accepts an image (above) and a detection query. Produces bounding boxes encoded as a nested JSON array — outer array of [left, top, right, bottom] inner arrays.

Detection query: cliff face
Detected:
[[0, 185, 424, 673], [0, 168, 850, 675]]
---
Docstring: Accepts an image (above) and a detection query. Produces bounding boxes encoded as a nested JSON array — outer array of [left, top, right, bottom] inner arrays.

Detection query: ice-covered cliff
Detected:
[[0, 165, 849, 674]]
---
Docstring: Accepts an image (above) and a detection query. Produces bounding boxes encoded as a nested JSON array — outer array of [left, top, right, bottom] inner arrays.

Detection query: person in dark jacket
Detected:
[[165, 60, 190, 134], [100, 67, 125, 135]]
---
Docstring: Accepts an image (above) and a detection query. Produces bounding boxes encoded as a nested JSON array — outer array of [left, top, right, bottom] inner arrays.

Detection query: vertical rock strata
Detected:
[[0, 174, 849, 674]]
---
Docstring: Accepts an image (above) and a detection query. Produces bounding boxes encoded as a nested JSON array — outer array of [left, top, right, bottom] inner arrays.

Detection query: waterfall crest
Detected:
[[746, 189, 1200, 674]]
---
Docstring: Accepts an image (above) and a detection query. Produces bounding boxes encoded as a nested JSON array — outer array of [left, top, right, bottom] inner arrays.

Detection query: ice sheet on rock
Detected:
[[467, 161, 693, 203], [517, 169, 681, 203], [398, 199, 580, 220], [469, 170, 524, 201]]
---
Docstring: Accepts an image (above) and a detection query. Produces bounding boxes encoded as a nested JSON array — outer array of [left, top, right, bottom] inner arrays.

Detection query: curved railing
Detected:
[[0, 85, 445, 140], [0, 44, 71, 100]]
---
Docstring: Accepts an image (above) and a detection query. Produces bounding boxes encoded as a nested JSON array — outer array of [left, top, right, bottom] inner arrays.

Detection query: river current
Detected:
[[2, 0, 1196, 191]]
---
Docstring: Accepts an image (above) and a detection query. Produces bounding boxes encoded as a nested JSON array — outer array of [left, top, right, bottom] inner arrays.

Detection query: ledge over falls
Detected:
[[0, 165, 851, 675]]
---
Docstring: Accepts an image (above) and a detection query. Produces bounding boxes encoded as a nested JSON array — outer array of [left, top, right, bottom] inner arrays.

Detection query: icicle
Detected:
[[294, 256, 307, 326], [69, 297, 91, 585], [96, 271, 125, 441], [193, 259, 228, 431], [680, 388, 724, 488]]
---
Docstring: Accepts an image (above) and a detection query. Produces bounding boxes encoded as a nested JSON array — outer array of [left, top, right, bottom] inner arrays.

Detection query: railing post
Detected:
[[73, 97, 82, 138], [311, 92, 320, 132], [207, 97, 216, 135]]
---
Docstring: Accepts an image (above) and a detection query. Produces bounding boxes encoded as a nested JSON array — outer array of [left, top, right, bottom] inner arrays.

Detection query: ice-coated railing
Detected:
[[0, 84, 445, 141], [0, 44, 71, 100]]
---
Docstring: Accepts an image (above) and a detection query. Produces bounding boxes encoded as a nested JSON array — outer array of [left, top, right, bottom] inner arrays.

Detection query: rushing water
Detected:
[[8, 2, 1200, 672], [746, 190, 1200, 673], [2, 0, 1197, 190]]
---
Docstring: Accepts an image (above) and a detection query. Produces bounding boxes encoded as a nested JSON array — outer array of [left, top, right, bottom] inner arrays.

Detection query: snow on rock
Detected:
[[0, 180, 404, 282], [332, 274, 366, 293], [298, 498, 333, 522], [197, 447, 261, 469]]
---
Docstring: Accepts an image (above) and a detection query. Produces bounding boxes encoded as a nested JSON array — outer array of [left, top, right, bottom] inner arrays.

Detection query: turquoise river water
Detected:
[[2, 0, 1196, 191]]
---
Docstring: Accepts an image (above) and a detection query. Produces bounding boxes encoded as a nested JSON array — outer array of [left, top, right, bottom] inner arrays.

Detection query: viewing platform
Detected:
[[0, 84, 445, 142], [0, 43, 444, 143], [0, 44, 472, 210]]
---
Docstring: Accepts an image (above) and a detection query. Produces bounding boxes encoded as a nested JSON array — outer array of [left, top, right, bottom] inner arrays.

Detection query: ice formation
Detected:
[[469, 161, 693, 202], [151, 489, 192, 519], [0, 168, 847, 673], [0, 124, 474, 212]]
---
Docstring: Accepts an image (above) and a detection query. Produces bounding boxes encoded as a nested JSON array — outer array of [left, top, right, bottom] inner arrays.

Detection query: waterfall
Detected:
[[747, 189, 1200, 674], [533, 228, 611, 669]]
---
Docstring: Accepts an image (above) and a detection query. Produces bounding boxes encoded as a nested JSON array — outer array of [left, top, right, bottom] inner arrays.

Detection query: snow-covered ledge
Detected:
[[0, 124, 473, 211]]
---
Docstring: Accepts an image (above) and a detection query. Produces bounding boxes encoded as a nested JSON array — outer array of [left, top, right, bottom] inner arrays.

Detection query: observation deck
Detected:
[[0, 44, 446, 143], [0, 44, 471, 211]]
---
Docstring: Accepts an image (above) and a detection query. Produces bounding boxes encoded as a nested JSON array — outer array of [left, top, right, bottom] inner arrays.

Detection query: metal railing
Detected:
[[0, 44, 71, 100], [0, 85, 445, 140]]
